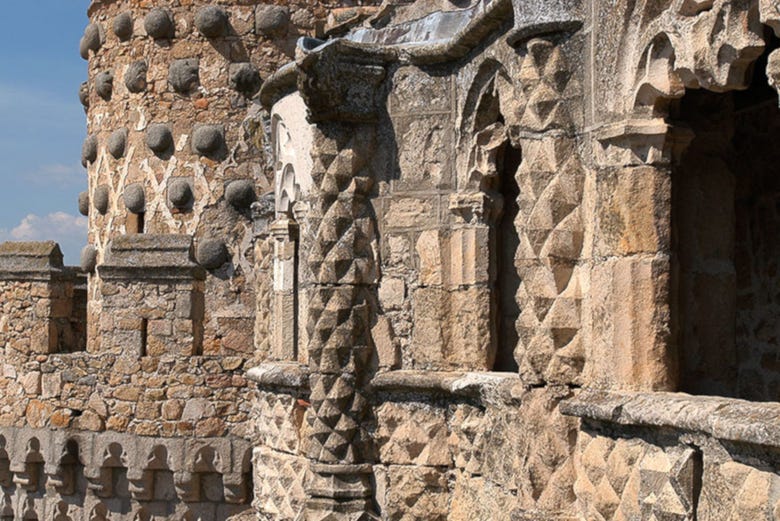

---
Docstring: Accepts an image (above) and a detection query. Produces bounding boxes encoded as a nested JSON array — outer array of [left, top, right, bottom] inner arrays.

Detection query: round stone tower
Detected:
[[78, 0, 339, 356]]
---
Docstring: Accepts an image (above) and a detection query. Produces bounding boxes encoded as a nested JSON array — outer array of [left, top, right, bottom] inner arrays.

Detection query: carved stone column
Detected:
[[588, 119, 693, 391], [295, 38, 389, 520]]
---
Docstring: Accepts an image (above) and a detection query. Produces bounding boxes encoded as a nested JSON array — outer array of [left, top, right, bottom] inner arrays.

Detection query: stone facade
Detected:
[[4, 0, 780, 519]]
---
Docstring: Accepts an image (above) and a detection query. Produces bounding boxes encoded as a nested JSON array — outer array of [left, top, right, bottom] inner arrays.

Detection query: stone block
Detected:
[[585, 254, 674, 391], [376, 401, 450, 466], [594, 166, 671, 256], [386, 198, 437, 230], [410, 286, 494, 370], [378, 277, 406, 311], [416, 230, 444, 286], [383, 465, 449, 521], [393, 114, 454, 190]]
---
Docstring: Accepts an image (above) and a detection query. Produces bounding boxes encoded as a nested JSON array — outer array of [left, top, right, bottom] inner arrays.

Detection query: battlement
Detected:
[[0, 242, 86, 355]]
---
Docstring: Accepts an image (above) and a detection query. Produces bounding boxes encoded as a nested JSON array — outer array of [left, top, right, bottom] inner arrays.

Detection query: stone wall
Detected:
[[248, 0, 780, 519], [0, 243, 86, 356]]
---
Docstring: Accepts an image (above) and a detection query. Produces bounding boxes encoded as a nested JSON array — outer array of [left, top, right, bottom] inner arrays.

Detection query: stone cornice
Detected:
[[562, 389, 780, 449]]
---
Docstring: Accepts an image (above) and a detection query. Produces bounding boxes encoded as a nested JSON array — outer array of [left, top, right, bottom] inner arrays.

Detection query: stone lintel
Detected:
[[370, 370, 521, 399], [246, 362, 309, 390], [0, 241, 71, 282], [100, 234, 205, 281], [561, 389, 780, 449]]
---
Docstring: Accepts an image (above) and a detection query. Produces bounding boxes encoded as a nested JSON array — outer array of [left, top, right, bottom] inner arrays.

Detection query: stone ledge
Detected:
[[370, 370, 521, 399], [246, 362, 309, 389], [0, 241, 75, 281], [561, 389, 780, 448], [100, 234, 205, 280]]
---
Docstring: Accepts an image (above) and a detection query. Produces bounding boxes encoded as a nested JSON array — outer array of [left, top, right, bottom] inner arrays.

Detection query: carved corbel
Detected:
[[88, 504, 108, 521], [296, 37, 392, 123], [593, 119, 694, 168], [127, 467, 154, 501], [129, 444, 168, 501]]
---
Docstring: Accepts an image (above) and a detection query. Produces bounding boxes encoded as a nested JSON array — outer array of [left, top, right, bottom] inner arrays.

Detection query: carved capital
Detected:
[[296, 38, 390, 123], [593, 119, 694, 167]]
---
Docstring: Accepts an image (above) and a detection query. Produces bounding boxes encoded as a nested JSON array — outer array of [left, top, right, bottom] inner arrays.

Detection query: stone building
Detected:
[[2, 0, 780, 519]]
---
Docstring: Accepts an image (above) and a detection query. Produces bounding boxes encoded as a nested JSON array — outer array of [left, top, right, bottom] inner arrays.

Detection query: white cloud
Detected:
[[0, 212, 87, 264]]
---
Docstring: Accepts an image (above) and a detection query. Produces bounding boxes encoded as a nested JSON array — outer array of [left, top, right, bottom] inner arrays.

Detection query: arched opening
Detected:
[[670, 40, 780, 400]]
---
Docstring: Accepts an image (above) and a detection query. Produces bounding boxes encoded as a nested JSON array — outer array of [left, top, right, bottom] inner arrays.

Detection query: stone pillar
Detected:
[[0, 242, 83, 355], [271, 217, 300, 361], [586, 119, 692, 391], [98, 235, 205, 357], [296, 39, 389, 520], [252, 194, 276, 363]]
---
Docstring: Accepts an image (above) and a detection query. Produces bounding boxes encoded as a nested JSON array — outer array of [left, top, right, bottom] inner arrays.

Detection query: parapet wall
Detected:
[[0, 242, 86, 356]]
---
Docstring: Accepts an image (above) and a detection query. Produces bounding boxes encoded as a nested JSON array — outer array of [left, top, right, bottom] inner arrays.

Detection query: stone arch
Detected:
[[623, 0, 765, 117]]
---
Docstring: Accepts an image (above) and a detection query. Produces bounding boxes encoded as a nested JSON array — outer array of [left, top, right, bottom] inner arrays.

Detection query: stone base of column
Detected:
[[303, 463, 378, 520]]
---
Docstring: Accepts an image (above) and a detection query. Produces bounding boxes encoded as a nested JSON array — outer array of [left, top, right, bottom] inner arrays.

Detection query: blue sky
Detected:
[[0, 2, 90, 263]]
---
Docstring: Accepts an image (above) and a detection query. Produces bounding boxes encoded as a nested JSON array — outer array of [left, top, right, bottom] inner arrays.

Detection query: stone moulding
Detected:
[[370, 370, 521, 400], [561, 389, 780, 448], [0, 426, 252, 505], [248, 364, 526, 403]]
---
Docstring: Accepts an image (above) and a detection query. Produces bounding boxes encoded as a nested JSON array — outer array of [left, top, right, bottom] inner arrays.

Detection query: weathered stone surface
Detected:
[[79, 81, 89, 108], [124, 60, 147, 93], [93, 185, 109, 214], [81, 134, 97, 166], [191, 124, 223, 155], [107, 128, 127, 159], [78, 191, 90, 216], [144, 8, 174, 40], [195, 7, 229, 38], [168, 178, 193, 208], [196, 239, 228, 269], [80, 23, 104, 59], [255, 5, 290, 37], [95, 70, 113, 100], [230, 63, 262, 97], [225, 180, 255, 209], [123, 183, 145, 214], [112, 12, 133, 41], [80, 245, 98, 273], [169, 59, 200, 94], [145, 124, 173, 154]]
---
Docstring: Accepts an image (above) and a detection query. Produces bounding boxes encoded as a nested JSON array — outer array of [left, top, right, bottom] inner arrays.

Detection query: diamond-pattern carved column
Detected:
[[295, 38, 389, 520]]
